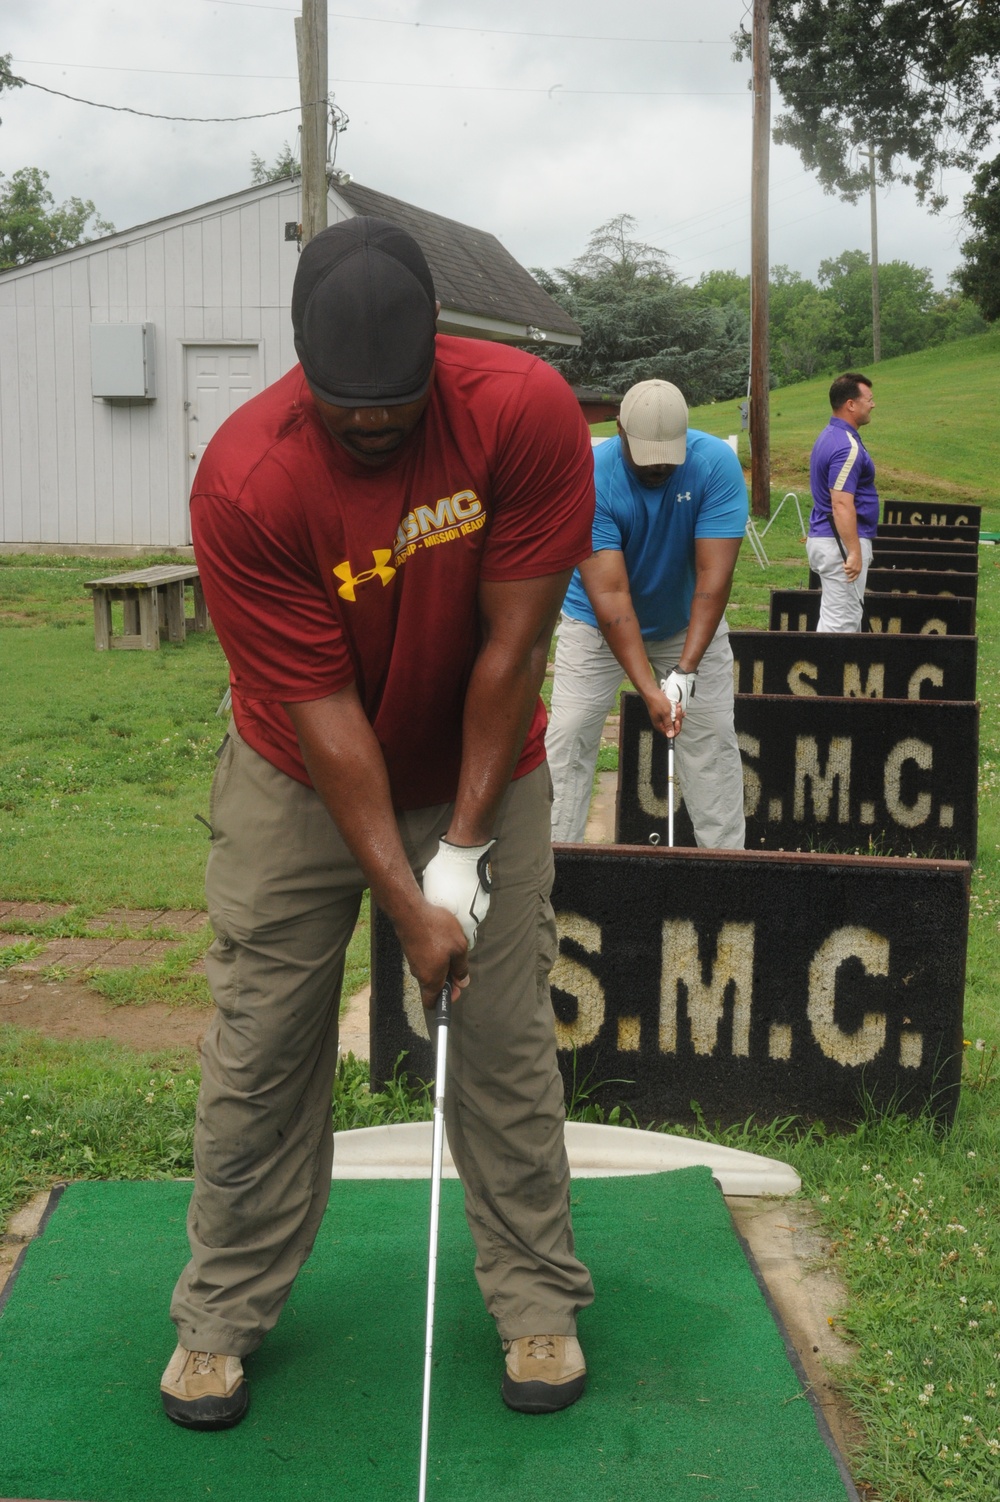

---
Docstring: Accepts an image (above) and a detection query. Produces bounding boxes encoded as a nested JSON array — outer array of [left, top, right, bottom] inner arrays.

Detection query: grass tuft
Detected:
[[0, 940, 43, 970], [84, 928, 214, 1008]]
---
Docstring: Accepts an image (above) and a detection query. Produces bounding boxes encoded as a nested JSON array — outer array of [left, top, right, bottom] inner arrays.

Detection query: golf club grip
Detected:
[[435, 981, 452, 1027]]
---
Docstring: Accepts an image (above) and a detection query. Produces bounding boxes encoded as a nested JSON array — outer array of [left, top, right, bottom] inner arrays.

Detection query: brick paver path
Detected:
[[0, 903, 209, 975]]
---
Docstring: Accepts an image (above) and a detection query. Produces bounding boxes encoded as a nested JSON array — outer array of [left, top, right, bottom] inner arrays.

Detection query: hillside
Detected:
[[586, 327, 1000, 518], [685, 326, 999, 517]]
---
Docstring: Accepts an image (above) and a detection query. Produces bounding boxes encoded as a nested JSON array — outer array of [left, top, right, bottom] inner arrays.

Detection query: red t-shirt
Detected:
[[191, 335, 595, 809]]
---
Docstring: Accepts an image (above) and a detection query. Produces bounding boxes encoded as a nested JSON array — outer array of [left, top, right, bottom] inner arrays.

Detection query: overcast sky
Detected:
[[3, 0, 975, 290]]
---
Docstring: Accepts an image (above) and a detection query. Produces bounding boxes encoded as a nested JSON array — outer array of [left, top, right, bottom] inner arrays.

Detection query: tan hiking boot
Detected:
[[160, 1344, 249, 1430], [501, 1334, 587, 1413]]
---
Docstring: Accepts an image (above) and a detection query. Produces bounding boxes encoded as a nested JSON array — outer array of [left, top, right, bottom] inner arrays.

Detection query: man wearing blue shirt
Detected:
[[547, 379, 747, 847], [806, 373, 878, 632]]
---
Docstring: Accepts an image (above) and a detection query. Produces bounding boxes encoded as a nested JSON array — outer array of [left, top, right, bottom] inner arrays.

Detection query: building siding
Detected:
[[0, 177, 578, 551], [0, 180, 304, 549]]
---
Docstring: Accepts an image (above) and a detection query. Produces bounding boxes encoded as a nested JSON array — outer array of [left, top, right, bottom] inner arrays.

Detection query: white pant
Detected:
[[546, 616, 745, 848], [806, 535, 873, 632]]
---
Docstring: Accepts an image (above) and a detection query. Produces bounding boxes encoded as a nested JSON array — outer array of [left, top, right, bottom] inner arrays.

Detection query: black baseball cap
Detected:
[[291, 216, 437, 407]]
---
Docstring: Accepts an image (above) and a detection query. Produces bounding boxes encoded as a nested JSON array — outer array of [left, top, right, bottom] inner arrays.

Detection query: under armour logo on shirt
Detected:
[[332, 549, 396, 601], [675, 491, 692, 503]]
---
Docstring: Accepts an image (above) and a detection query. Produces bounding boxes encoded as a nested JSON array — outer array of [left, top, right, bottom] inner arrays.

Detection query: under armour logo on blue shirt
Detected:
[[675, 491, 691, 503]]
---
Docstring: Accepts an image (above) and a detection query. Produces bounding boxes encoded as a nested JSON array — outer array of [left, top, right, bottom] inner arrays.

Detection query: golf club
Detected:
[[418, 980, 453, 1502], [667, 731, 675, 847]]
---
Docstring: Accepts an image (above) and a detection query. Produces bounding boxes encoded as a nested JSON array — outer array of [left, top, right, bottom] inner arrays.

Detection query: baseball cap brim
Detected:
[[623, 430, 687, 466], [305, 368, 433, 409]]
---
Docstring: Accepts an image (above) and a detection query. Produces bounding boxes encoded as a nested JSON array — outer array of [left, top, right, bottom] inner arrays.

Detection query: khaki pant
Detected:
[[546, 616, 746, 848], [806, 535, 873, 632], [169, 723, 594, 1356]]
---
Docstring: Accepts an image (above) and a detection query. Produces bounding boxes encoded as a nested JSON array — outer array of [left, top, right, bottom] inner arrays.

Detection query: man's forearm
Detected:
[[830, 491, 861, 551], [447, 572, 570, 847], [447, 635, 548, 845], [677, 587, 731, 672], [286, 690, 472, 1003], [592, 596, 658, 704], [678, 538, 743, 672], [285, 693, 424, 927]]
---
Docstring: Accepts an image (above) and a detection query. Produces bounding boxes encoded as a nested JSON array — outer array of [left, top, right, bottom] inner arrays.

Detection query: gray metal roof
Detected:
[[334, 180, 581, 346]]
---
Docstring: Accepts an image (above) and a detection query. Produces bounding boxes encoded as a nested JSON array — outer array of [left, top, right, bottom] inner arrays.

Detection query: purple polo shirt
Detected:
[[808, 417, 879, 539]]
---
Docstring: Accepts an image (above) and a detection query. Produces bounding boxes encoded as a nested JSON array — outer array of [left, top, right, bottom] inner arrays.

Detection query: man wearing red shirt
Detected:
[[159, 217, 595, 1430]]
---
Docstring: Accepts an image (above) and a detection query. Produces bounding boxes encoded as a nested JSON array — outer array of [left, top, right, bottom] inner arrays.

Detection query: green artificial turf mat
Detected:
[[0, 1169, 851, 1502]]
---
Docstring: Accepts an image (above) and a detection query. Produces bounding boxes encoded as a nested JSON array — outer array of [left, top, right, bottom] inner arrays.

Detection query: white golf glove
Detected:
[[422, 838, 496, 950], [661, 670, 696, 724]]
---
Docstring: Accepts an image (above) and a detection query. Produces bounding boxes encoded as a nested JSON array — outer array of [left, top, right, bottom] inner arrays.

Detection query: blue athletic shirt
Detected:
[[561, 430, 749, 639], [808, 417, 878, 539]]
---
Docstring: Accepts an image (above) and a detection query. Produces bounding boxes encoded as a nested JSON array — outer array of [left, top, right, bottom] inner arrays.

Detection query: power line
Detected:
[[655, 183, 822, 255], [671, 201, 843, 271], [10, 74, 317, 122], [203, 1, 732, 46], [14, 57, 298, 84], [10, 68, 746, 111], [644, 172, 809, 243], [327, 80, 746, 97]]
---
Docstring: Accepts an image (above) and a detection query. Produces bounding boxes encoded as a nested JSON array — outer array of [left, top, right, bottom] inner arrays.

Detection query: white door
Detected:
[[184, 344, 260, 513]]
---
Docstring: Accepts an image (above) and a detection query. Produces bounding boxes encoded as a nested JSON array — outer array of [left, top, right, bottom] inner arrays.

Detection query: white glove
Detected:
[[661, 670, 696, 723], [422, 838, 496, 950]]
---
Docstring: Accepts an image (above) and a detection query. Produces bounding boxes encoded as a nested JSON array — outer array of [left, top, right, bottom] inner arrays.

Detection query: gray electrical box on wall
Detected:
[[90, 323, 157, 400]]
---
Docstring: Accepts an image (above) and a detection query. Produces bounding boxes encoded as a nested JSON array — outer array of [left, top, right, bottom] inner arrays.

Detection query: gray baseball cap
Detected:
[[291, 216, 437, 407]]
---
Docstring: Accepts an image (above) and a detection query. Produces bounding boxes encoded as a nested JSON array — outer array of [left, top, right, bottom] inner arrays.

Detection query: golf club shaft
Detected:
[[667, 735, 675, 847], [418, 982, 452, 1502]]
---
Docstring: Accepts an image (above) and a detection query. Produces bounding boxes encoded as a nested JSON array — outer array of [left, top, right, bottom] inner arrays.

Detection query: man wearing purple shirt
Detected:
[[806, 372, 878, 632]]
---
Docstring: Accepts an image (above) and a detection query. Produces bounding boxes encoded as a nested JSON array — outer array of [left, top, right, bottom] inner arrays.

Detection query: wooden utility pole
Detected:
[[749, 0, 771, 519], [867, 143, 881, 363], [295, 0, 328, 244]]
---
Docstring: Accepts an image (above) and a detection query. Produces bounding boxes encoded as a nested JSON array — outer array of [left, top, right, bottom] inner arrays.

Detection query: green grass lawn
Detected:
[[3, 497, 1000, 1498], [0, 557, 225, 909]]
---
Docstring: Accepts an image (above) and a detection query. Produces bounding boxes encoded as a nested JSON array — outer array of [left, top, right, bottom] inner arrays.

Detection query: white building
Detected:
[[0, 176, 581, 554]]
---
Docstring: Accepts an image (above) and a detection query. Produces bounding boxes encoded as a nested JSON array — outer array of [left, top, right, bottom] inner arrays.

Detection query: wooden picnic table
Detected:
[[84, 565, 209, 651]]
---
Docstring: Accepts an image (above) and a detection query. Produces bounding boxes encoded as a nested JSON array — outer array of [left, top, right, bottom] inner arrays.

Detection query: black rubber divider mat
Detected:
[[616, 691, 978, 858], [730, 629, 977, 701], [769, 589, 975, 636], [867, 547, 979, 573], [371, 846, 968, 1125], [870, 528, 972, 552], [882, 499, 982, 529], [872, 535, 978, 557], [0, 1174, 856, 1502], [807, 568, 978, 604]]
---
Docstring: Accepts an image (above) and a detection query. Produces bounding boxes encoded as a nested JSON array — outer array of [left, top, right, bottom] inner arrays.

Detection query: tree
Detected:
[[0, 167, 114, 270], [250, 143, 300, 185], [693, 268, 750, 313], [818, 250, 932, 363], [0, 52, 23, 125], [774, 288, 839, 383], [736, 3, 1000, 210], [693, 265, 836, 387], [956, 153, 1000, 322], [535, 215, 750, 405], [814, 250, 979, 365]]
